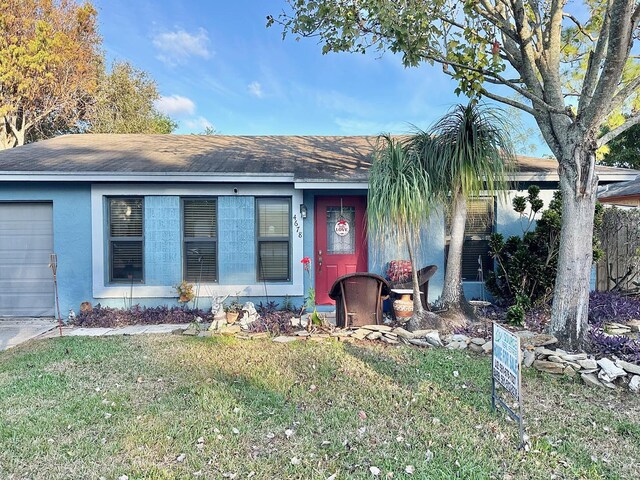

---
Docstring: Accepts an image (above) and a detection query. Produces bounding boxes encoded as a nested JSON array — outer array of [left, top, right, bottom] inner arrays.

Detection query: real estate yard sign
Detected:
[[492, 323, 525, 448]]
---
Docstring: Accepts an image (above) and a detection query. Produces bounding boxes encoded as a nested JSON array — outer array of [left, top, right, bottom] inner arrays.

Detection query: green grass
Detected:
[[0, 335, 638, 479]]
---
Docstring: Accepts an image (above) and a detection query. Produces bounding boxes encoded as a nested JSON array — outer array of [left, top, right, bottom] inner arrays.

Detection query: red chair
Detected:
[[328, 273, 391, 328]]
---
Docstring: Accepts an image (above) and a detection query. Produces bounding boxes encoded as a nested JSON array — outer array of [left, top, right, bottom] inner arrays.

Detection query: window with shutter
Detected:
[[183, 198, 217, 282], [108, 198, 144, 282], [445, 197, 495, 281], [256, 198, 291, 281]]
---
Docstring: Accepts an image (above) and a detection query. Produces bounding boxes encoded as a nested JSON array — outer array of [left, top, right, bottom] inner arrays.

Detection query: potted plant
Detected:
[[175, 281, 195, 305], [224, 300, 243, 324]]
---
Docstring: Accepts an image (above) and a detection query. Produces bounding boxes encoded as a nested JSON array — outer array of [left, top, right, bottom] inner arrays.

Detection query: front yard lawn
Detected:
[[0, 335, 638, 479]]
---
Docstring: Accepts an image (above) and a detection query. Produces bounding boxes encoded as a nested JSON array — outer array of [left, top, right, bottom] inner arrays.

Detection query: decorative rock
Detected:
[[523, 350, 536, 368], [172, 328, 186, 335], [450, 334, 470, 343], [521, 333, 558, 348], [547, 355, 567, 364], [470, 337, 486, 346], [393, 327, 415, 339], [601, 380, 617, 390], [559, 353, 588, 362], [580, 369, 598, 374], [481, 341, 492, 354], [533, 360, 565, 374], [294, 330, 311, 337], [469, 343, 484, 354], [597, 358, 627, 382], [351, 329, 370, 340], [604, 322, 632, 335], [366, 331, 383, 340], [272, 336, 299, 343], [627, 320, 640, 332], [446, 341, 467, 350], [564, 366, 577, 377], [629, 375, 640, 393], [208, 319, 227, 331], [381, 336, 399, 345], [534, 347, 557, 357], [616, 360, 640, 376], [290, 317, 301, 328], [361, 324, 393, 332], [183, 328, 198, 336], [581, 373, 605, 388], [220, 325, 241, 336], [198, 331, 213, 337], [408, 338, 432, 348], [424, 331, 443, 347], [577, 358, 598, 371], [412, 329, 439, 338]]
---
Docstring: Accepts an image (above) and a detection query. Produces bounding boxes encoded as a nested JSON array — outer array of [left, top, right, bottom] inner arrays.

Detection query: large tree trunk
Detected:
[[548, 138, 598, 350], [441, 192, 466, 308]]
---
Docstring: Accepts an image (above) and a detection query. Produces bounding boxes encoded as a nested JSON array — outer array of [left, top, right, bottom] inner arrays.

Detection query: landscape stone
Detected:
[[481, 341, 493, 354], [198, 331, 213, 337], [629, 375, 640, 393], [616, 360, 640, 376], [469, 343, 484, 354], [393, 327, 415, 339], [601, 380, 617, 390], [564, 366, 577, 376], [408, 338, 432, 348], [547, 355, 567, 364], [361, 324, 393, 332], [366, 331, 383, 340], [534, 347, 557, 357], [446, 341, 467, 350], [381, 336, 400, 345], [597, 358, 627, 382], [523, 350, 536, 368], [294, 330, 311, 337], [424, 331, 443, 347], [577, 359, 598, 371], [412, 329, 439, 338], [220, 325, 241, 336], [470, 337, 486, 346], [627, 320, 640, 332], [272, 336, 299, 343], [521, 334, 558, 348], [559, 353, 588, 362], [581, 373, 605, 388], [182, 329, 198, 336], [533, 360, 565, 374], [450, 334, 470, 343], [351, 329, 370, 340]]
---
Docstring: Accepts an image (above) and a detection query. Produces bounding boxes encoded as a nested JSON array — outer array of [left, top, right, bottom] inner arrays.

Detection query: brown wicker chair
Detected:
[[391, 264, 438, 310], [328, 273, 391, 328]]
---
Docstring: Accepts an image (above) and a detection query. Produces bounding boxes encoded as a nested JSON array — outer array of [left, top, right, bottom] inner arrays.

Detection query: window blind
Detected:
[[183, 198, 217, 282]]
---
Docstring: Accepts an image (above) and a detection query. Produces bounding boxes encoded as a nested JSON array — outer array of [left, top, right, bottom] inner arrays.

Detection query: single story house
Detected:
[[598, 175, 640, 207], [0, 134, 636, 317]]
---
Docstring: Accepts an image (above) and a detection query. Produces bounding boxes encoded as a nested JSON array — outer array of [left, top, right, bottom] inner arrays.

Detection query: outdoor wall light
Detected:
[[300, 204, 308, 219]]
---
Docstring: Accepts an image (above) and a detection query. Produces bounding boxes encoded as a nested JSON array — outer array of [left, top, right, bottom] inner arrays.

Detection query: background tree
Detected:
[[85, 61, 177, 134], [0, 0, 101, 149], [600, 120, 640, 169], [270, 1, 640, 349], [368, 135, 437, 329], [409, 103, 514, 319]]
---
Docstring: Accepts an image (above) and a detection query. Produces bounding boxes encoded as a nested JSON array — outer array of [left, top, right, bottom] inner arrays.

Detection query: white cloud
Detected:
[[154, 95, 196, 116], [184, 116, 215, 132], [247, 81, 264, 98], [152, 28, 212, 66]]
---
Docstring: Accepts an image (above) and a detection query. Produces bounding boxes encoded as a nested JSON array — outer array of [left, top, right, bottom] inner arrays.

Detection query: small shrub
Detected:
[[506, 304, 525, 326], [74, 304, 210, 328]]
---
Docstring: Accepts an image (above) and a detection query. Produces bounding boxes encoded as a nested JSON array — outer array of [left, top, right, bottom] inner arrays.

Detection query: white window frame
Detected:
[[91, 184, 304, 299]]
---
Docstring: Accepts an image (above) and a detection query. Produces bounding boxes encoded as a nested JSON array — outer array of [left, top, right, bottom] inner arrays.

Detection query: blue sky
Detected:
[[93, 0, 547, 155]]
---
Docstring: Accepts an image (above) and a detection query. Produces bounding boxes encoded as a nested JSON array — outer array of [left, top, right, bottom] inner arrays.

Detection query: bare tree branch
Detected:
[[578, 4, 612, 115], [479, 88, 536, 116], [563, 13, 596, 41]]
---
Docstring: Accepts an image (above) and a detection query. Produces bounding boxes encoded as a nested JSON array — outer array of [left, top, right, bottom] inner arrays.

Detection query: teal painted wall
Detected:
[[0, 182, 93, 315], [145, 196, 182, 285]]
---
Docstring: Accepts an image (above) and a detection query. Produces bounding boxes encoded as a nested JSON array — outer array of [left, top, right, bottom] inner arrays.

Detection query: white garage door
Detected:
[[0, 203, 54, 317]]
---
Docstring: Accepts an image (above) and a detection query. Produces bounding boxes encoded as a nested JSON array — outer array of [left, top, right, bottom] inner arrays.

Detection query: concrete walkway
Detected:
[[0, 319, 57, 351]]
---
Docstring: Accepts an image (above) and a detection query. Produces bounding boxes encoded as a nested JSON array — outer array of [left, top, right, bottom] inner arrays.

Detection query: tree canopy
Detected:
[[85, 61, 177, 135], [0, 0, 102, 148], [271, 0, 640, 348], [600, 121, 640, 169]]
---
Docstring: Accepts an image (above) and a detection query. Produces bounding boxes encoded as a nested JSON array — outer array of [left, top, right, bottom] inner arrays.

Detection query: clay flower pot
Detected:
[[226, 312, 239, 324], [393, 295, 413, 320]]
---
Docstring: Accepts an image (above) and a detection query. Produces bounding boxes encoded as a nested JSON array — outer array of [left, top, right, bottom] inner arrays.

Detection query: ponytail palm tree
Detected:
[[409, 102, 515, 315], [368, 134, 433, 324]]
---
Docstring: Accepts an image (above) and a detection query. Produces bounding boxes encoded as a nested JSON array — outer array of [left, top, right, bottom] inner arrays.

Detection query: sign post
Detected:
[[492, 322, 525, 449]]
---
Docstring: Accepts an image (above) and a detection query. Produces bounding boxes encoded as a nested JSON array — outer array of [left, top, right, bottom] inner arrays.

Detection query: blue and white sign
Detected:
[[491, 322, 525, 449], [492, 323, 521, 399]]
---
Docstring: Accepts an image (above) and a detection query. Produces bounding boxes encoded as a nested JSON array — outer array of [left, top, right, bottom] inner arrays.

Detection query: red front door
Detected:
[[315, 196, 368, 305]]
